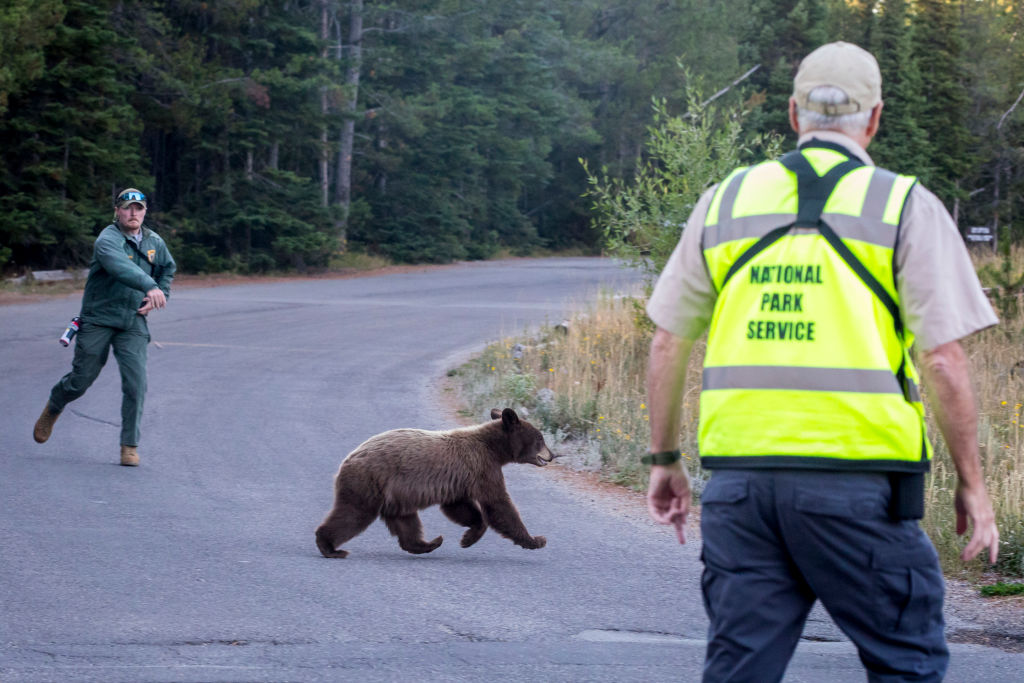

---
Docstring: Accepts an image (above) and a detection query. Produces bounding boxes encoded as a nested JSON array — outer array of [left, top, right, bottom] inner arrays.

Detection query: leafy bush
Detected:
[[584, 79, 780, 280], [979, 582, 1024, 597]]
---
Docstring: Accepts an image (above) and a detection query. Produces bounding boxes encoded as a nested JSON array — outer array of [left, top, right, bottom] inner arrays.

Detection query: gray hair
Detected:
[[796, 86, 873, 136]]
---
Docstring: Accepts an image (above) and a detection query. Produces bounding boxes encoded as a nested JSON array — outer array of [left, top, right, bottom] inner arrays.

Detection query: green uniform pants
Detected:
[[48, 317, 150, 447]]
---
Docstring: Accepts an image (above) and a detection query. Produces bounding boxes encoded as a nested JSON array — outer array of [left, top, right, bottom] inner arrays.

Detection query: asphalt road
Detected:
[[1, 257, 1022, 682]]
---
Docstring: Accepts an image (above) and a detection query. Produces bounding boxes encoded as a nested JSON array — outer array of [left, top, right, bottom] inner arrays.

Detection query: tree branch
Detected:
[[701, 64, 761, 108], [997, 85, 1024, 131]]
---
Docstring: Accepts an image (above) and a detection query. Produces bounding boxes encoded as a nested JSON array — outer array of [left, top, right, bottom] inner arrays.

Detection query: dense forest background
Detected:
[[1, 0, 1022, 273]]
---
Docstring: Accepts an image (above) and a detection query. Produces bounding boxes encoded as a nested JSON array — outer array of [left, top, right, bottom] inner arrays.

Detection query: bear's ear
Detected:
[[490, 408, 502, 420], [500, 408, 520, 431]]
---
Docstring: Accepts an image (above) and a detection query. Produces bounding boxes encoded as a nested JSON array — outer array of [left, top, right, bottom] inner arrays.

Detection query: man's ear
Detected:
[[788, 97, 800, 135], [865, 101, 883, 142]]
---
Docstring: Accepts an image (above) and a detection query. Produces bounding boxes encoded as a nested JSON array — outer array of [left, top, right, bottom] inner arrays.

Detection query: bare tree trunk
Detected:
[[334, 0, 363, 243], [269, 141, 279, 171], [319, 0, 330, 208], [993, 158, 1003, 236], [246, 149, 254, 182]]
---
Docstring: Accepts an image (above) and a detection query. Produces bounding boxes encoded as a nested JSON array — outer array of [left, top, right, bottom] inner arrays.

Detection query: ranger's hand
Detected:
[[647, 461, 691, 544], [145, 287, 167, 310]]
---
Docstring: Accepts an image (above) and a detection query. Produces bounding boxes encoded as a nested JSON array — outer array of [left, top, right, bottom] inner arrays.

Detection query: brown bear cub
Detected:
[[315, 408, 556, 558]]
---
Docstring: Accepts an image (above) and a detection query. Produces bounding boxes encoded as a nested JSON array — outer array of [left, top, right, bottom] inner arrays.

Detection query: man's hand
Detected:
[[955, 480, 1000, 564], [139, 287, 166, 315], [647, 461, 691, 544]]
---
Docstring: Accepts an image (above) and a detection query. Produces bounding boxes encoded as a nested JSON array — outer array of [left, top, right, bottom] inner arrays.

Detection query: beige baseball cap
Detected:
[[793, 41, 881, 115], [115, 188, 147, 209]]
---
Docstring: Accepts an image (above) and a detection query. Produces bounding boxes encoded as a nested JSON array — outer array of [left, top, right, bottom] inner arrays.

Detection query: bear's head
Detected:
[[490, 408, 556, 467]]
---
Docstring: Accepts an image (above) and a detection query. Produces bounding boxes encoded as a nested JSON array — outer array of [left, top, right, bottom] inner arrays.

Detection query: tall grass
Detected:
[[453, 292, 701, 488], [453, 255, 1024, 578]]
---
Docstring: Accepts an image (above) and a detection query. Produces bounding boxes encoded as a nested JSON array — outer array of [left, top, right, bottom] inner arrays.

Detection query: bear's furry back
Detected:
[[336, 421, 510, 514]]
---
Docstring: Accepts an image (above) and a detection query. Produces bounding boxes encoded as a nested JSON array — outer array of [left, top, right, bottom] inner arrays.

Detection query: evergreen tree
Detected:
[[957, 0, 1024, 239], [126, 0, 338, 271], [912, 0, 974, 208], [0, 1, 64, 117], [0, 0, 149, 269], [740, 0, 831, 142], [869, 0, 930, 177]]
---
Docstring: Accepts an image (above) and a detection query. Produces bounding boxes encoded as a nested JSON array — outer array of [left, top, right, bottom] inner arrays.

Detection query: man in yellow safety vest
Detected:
[[644, 42, 999, 681]]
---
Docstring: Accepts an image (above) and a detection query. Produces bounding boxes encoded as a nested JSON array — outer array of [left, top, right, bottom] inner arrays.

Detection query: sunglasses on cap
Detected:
[[118, 190, 146, 203]]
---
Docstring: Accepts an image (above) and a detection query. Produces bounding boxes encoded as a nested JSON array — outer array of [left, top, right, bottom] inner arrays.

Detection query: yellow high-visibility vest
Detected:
[[698, 141, 931, 471]]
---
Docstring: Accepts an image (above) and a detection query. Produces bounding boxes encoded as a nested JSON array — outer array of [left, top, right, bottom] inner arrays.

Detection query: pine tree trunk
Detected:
[[334, 0, 362, 243], [269, 141, 279, 171], [319, 0, 330, 208]]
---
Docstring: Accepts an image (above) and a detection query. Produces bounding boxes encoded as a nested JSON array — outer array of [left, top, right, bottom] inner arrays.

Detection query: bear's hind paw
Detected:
[[524, 535, 546, 549]]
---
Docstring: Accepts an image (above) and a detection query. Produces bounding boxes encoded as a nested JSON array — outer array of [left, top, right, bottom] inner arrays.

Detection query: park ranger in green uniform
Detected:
[[33, 188, 176, 466]]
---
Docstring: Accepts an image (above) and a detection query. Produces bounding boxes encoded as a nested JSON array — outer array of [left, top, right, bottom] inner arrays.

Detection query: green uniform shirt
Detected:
[[80, 223, 176, 329]]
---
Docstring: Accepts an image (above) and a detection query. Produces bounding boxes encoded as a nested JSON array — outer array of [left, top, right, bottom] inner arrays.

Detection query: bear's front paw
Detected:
[[461, 526, 486, 548]]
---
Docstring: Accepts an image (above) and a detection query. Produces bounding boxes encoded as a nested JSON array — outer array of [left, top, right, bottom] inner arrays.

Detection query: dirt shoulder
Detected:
[[435, 373, 1024, 652]]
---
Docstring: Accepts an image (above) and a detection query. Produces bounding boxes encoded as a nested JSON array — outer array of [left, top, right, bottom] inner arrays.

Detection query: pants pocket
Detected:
[[870, 543, 943, 634], [699, 475, 750, 572]]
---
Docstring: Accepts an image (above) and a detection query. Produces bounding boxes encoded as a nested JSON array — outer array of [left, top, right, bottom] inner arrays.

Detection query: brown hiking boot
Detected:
[[33, 404, 61, 443], [120, 445, 139, 467]]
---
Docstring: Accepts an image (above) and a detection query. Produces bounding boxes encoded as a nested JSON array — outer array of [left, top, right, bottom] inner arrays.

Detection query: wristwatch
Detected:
[[641, 449, 682, 466]]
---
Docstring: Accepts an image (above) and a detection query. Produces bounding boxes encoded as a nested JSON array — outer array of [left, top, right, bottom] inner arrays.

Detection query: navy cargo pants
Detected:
[[48, 318, 150, 447], [699, 469, 948, 683]]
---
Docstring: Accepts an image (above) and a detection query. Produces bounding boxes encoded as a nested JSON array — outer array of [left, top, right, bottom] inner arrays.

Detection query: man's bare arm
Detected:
[[646, 327, 695, 543], [648, 327, 693, 451], [919, 340, 999, 563]]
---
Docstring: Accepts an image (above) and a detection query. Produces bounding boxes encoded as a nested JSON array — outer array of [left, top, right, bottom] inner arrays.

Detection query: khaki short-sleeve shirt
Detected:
[[646, 131, 997, 351]]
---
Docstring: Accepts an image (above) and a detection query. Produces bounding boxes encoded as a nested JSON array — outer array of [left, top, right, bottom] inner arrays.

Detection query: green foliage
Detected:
[[739, 0, 830, 142], [503, 373, 539, 407], [4, 1, 1024, 273], [975, 229, 1024, 323], [586, 77, 781, 279], [912, 0, 974, 205], [980, 582, 1024, 597], [0, 0, 150, 269], [993, 515, 1024, 579], [0, 0, 64, 116], [868, 0, 930, 176]]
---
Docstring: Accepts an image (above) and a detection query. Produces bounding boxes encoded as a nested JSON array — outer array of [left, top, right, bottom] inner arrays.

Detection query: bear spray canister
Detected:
[[59, 317, 81, 347]]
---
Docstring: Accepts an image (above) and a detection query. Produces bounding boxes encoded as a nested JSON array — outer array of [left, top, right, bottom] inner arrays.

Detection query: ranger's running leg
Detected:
[[111, 319, 149, 452], [36, 322, 115, 443]]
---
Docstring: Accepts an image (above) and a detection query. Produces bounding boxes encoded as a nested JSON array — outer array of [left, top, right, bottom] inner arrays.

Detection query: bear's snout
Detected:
[[535, 446, 556, 466]]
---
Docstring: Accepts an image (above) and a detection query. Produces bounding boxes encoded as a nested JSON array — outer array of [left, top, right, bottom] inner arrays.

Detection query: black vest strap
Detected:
[[778, 150, 863, 227], [797, 138, 861, 158], [782, 147, 915, 407], [776, 149, 903, 336], [721, 225, 793, 288], [719, 147, 861, 288]]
